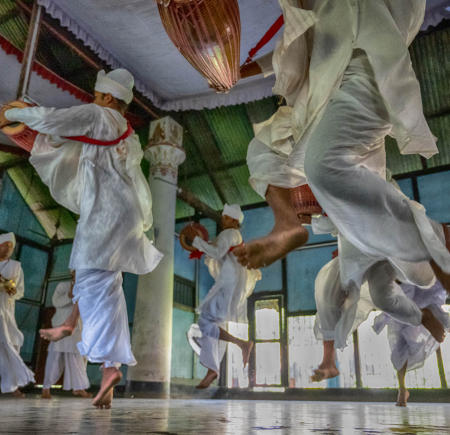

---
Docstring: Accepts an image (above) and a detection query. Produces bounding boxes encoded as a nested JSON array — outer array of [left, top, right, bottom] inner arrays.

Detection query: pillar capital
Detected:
[[145, 116, 185, 183]]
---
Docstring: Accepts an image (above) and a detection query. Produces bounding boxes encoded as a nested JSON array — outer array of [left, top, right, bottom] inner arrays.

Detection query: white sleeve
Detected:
[[192, 230, 240, 260], [5, 104, 100, 137], [311, 215, 338, 236], [255, 51, 275, 78]]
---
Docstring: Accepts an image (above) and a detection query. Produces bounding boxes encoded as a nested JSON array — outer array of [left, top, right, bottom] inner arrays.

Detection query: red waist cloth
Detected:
[[189, 243, 243, 260], [64, 122, 133, 146]]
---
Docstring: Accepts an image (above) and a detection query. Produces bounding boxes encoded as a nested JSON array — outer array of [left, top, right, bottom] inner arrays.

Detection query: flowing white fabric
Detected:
[[73, 269, 136, 366], [0, 260, 35, 393], [188, 229, 261, 373], [373, 281, 450, 371], [5, 104, 163, 274], [253, 0, 436, 163], [43, 348, 90, 391]]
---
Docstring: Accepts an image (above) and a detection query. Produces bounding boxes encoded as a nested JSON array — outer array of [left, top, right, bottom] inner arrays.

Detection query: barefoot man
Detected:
[[234, 1, 450, 292], [187, 205, 261, 389], [41, 273, 91, 399], [0, 69, 163, 408], [373, 280, 449, 406], [0, 233, 35, 397]]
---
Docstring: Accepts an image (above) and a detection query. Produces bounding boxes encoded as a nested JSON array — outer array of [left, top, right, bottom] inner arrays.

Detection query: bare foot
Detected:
[[241, 341, 254, 368], [12, 389, 26, 398], [233, 185, 309, 269], [39, 325, 73, 342], [73, 389, 92, 398], [422, 307, 445, 343], [92, 367, 122, 409], [310, 363, 339, 382], [234, 226, 308, 269], [94, 388, 113, 409], [41, 389, 52, 399], [396, 388, 410, 407], [430, 224, 450, 293], [196, 369, 218, 389]]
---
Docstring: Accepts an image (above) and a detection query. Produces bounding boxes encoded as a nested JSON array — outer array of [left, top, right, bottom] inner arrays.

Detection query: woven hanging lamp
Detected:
[[157, 0, 241, 93]]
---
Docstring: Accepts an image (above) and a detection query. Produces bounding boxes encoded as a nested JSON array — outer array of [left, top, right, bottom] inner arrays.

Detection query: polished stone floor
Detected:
[[1, 397, 450, 434]]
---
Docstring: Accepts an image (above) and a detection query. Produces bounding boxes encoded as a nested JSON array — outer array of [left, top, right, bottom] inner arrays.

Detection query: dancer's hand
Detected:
[[4, 280, 16, 296], [0, 104, 14, 129], [240, 61, 262, 79]]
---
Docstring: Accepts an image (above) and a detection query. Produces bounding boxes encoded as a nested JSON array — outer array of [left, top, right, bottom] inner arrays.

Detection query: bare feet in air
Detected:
[[310, 362, 340, 382], [196, 369, 218, 389], [233, 186, 309, 269], [92, 366, 122, 409], [421, 307, 445, 343], [73, 389, 92, 398], [12, 389, 25, 398], [396, 388, 410, 407], [39, 325, 74, 342], [241, 341, 254, 368], [430, 224, 450, 293], [41, 388, 51, 399]]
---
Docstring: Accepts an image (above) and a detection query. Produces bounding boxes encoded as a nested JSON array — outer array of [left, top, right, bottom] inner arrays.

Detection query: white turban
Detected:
[[223, 204, 244, 223], [95, 68, 134, 104], [0, 232, 16, 248]]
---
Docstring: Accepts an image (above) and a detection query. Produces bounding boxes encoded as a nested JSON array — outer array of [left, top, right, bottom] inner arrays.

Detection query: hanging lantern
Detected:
[[179, 221, 209, 252], [1, 100, 37, 152], [290, 185, 322, 217], [157, 0, 241, 93]]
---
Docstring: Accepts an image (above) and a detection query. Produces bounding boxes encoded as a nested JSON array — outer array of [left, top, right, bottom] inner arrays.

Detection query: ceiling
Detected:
[[0, 0, 448, 239]]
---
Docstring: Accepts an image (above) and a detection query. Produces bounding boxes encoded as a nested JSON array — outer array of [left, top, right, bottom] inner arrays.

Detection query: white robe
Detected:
[[5, 104, 163, 274], [188, 229, 261, 374], [43, 281, 89, 390], [373, 281, 450, 371], [0, 259, 35, 393]]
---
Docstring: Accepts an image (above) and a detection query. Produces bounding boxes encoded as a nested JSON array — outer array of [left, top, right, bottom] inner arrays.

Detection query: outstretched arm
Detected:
[[193, 230, 240, 260], [3, 104, 99, 137]]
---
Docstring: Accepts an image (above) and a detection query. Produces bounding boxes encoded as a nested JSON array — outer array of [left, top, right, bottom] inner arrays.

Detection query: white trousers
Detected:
[[43, 349, 90, 390], [73, 269, 136, 367], [303, 54, 450, 276], [0, 343, 35, 393], [314, 257, 423, 349]]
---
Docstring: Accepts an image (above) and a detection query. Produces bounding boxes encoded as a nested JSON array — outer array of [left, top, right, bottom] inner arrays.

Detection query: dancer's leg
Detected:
[[396, 362, 409, 406]]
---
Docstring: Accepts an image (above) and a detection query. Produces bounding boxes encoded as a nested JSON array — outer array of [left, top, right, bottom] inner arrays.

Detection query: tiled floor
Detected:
[[1, 397, 450, 434]]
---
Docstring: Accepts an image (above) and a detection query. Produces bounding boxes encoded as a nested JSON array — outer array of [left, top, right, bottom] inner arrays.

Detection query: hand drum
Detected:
[[179, 222, 209, 252]]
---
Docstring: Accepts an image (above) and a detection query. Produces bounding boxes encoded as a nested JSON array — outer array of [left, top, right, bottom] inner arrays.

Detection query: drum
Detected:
[[290, 184, 322, 216], [1, 100, 38, 152], [179, 222, 209, 252]]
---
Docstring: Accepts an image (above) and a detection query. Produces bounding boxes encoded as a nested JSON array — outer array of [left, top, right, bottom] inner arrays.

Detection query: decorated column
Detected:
[[127, 116, 185, 397]]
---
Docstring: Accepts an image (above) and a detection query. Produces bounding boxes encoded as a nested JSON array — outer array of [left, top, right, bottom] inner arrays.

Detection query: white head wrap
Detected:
[[222, 204, 244, 223], [0, 232, 16, 249], [95, 68, 134, 104]]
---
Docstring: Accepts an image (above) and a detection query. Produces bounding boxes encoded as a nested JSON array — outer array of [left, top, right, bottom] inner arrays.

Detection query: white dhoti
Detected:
[[373, 281, 449, 371], [303, 52, 450, 278], [73, 269, 136, 367], [43, 344, 90, 391], [0, 342, 35, 393]]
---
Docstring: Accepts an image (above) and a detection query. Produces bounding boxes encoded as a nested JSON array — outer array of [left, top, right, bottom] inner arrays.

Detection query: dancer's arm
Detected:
[[3, 104, 100, 137], [193, 230, 240, 260]]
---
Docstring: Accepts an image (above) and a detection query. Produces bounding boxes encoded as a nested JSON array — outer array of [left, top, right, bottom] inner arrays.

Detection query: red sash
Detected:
[[64, 122, 133, 146]]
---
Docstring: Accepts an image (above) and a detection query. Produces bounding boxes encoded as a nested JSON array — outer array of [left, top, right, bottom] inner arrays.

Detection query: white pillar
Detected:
[[127, 116, 185, 397]]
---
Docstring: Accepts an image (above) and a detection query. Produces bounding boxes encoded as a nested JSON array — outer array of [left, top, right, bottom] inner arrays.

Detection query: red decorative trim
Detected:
[[189, 250, 204, 260], [0, 33, 145, 128]]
